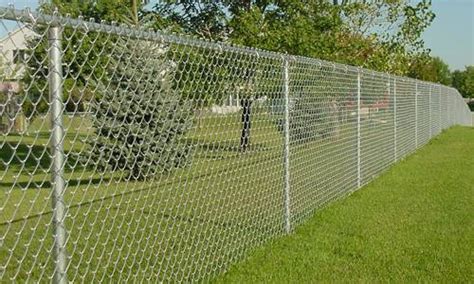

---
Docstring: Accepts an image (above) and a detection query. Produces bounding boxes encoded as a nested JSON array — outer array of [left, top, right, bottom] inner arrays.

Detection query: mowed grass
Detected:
[[1, 108, 359, 282], [1, 110, 287, 282], [2, 108, 465, 282], [216, 126, 474, 283]]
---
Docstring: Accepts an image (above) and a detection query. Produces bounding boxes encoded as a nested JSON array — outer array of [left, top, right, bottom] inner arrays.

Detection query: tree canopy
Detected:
[[408, 56, 452, 86], [31, 1, 474, 105], [35, 0, 447, 79], [152, 0, 435, 75], [452, 66, 474, 98]]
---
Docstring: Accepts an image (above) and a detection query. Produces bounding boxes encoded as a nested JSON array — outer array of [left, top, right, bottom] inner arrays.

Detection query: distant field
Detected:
[[216, 126, 474, 283]]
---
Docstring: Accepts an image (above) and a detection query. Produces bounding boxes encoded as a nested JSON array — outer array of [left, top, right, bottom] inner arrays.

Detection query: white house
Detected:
[[0, 26, 37, 80], [0, 27, 37, 133]]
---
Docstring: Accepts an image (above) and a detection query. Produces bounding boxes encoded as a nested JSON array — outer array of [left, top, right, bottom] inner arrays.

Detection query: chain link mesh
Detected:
[[0, 7, 472, 282]]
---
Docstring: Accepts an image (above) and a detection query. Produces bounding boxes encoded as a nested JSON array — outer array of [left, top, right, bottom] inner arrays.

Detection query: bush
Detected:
[[88, 41, 193, 180], [290, 94, 339, 144], [268, 93, 339, 144], [468, 101, 474, 112]]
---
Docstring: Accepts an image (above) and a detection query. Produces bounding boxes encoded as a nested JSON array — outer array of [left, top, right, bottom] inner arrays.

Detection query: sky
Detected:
[[422, 0, 474, 71], [1, 0, 473, 71]]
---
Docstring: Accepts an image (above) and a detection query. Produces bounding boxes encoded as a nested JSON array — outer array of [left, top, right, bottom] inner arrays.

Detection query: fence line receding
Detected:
[[0, 7, 471, 283]]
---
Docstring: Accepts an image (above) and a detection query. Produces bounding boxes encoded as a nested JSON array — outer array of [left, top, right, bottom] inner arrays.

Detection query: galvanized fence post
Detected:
[[415, 80, 418, 148], [439, 85, 442, 132], [283, 56, 291, 233], [393, 77, 397, 161], [451, 92, 454, 125], [429, 85, 432, 138], [448, 90, 451, 126], [443, 88, 449, 128], [450, 91, 454, 126], [49, 25, 68, 284], [357, 69, 361, 189]]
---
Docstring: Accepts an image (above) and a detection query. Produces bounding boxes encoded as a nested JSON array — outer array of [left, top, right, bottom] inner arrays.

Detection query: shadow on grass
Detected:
[[1, 172, 256, 232], [1, 141, 51, 172], [0, 177, 110, 190], [1, 140, 89, 170], [187, 139, 271, 160], [2, 133, 278, 228]]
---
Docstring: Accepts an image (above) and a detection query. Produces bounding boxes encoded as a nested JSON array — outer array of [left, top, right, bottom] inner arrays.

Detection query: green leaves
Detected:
[[150, 0, 437, 76], [36, 0, 440, 79], [153, 0, 231, 40], [452, 66, 474, 98], [88, 39, 193, 180], [408, 56, 452, 86]]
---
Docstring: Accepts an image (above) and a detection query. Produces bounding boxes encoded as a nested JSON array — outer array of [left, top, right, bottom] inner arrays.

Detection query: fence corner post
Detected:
[[48, 25, 68, 284], [283, 56, 291, 234]]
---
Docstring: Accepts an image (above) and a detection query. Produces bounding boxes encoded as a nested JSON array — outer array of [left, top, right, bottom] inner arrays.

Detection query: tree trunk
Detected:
[[240, 98, 252, 151]]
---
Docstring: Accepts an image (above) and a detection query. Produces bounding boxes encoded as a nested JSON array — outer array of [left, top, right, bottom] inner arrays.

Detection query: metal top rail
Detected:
[[0, 5, 460, 90]]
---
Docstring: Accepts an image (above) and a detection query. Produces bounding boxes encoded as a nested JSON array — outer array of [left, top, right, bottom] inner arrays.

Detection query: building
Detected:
[[0, 27, 37, 133], [0, 26, 37, 79]]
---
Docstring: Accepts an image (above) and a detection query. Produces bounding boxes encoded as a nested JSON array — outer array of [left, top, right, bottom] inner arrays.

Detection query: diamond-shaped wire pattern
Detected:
[[0, 7, 472, 283]]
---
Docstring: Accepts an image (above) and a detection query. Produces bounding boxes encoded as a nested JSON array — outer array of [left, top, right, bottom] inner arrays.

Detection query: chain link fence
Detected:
[[0, 7, 471, 283]]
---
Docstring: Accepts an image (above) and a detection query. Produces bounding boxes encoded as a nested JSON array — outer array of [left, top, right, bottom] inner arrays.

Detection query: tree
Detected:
[[23, 0, 142, 117], [452, 66, 474, 98], [408, 56, 452, 85], [153, 1, 345, 147], [43, 0, 139, 23], [290, 87, 340, 144], [228, 1, 342, 58], [22, 1, 194, 178], [152, 0, 436, 74], [88, 39, 193, 180], [149, 0, 436, 148], [332, 0, 435, 74], [152, 0, 230, 40]]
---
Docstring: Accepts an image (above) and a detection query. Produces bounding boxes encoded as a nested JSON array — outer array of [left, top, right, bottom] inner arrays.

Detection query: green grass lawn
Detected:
[[1, 111, 288, 281], [216, 126, 474, 283], [1, 108, 468, 282], [2, 110, 358, 281]]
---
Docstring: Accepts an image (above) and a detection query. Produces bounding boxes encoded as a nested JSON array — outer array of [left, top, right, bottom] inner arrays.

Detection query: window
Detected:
[[13, 49, 26, 64]]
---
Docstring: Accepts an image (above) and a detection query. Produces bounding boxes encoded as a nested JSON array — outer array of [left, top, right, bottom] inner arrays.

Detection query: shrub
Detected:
[[88, 40, 193, 180]]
